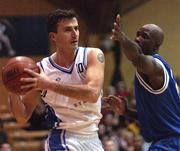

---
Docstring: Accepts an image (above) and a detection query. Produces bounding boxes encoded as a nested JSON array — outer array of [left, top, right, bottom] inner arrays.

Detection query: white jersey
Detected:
[[37, 47, 103, 135]]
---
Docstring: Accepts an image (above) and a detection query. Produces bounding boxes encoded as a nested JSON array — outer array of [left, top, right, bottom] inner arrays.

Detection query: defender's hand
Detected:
[[102, 95, 127, 115], [111, 14, 123, 41]]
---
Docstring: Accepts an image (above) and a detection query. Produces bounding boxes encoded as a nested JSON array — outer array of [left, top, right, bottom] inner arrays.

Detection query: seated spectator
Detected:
[[134, 135, 144, 151], [0, 120, 8, 145], [115, 81, 130, 100], [0, 143, 11, 151], [103, 138, 119, 151]]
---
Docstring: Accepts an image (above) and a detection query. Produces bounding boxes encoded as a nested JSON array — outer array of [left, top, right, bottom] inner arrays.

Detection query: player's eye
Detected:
[[65, 27, 72, 32], [141, 32, 151, 39], [137, 31, 151, 40], [74, 26, 79, 31]]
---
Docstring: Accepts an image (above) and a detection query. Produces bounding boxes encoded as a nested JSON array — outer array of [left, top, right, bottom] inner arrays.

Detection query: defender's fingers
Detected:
[[102, 102, 111, 109], [109, 95, 122, 101], [112, 28, 120, 36], [113, 22, 120, 31], [102, 97, 109, 101], [110, 35, 119, 41], [116, 14, 121, 26], [111, 32, 119, 41]]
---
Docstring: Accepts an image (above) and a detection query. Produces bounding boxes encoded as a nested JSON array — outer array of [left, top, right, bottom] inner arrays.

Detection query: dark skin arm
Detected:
[[111, 14, 164, 90], [102, 95, 138, 119]]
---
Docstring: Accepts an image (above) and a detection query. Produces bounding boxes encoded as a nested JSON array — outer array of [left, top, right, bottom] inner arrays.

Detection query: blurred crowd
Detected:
[[100, 81, 150, 151], [0, 119, 11, 151]]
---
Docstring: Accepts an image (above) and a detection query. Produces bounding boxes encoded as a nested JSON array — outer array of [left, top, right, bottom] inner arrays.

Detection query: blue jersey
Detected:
[[134, 54, 180, 142]]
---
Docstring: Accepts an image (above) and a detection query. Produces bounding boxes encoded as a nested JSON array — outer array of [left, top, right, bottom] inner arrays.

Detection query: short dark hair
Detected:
[[47, 9, 78, 33]]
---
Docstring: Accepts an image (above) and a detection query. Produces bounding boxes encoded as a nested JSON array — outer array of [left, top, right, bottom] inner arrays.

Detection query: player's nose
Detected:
[[135, 36, 143, 43]]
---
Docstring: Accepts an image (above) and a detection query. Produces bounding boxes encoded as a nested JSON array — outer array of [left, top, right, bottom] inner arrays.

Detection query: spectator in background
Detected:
[[115, 81, 130, 100], [0, 19, 16, 57], [0, 120, 8, 145], [103, 138, 119, 151], [133, 135, 146, 151], [0, 143, 11, 151], [105, 85, 116, 96]]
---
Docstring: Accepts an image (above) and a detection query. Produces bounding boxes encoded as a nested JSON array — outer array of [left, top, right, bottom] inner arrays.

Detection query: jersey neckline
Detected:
[[48, 48, 79, 74]]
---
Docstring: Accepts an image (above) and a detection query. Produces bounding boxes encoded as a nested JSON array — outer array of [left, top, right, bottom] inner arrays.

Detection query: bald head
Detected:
[[142, 24, 164, 47], [135, 24, 164, 55]]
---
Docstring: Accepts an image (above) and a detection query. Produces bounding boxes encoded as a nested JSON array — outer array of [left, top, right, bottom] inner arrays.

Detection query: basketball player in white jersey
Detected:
[[8, 9, 105, 151]]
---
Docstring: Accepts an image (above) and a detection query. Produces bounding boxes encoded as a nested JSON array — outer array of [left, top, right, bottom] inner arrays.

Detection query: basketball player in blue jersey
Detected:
[[8, 9, 105, 151], [105, 14, 180, 150]]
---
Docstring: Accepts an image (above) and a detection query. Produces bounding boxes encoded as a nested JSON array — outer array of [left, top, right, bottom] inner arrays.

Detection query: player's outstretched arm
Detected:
[[111, 14, 142, 63], [111, 14, 163, 78], [8, 90, 41, 124]]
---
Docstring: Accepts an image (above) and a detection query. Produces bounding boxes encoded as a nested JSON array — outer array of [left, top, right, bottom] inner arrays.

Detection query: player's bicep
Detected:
[[85, 49, 105, 91], [135, 55, 163, 76]]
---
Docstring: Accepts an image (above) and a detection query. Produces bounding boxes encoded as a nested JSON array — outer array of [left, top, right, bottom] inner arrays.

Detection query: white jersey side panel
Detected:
[[38, 47, 102, 135]]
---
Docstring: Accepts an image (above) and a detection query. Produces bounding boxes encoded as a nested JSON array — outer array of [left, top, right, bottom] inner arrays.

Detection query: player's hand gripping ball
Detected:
[[2, 56, 40, 95]]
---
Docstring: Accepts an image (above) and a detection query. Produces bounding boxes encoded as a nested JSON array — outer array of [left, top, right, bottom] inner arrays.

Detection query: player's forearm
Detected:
[[48, 80, 101, 103], [119, 32, 142, 63], [126, 108, 138, 119], [8, 95, 29, 124], [122, 97, 138, 119]]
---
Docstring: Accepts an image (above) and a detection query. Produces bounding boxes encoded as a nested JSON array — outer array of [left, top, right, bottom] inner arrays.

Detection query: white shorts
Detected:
[[45, 129, 104, 151]]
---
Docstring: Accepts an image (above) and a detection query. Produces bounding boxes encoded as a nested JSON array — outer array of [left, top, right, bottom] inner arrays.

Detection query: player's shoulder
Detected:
[[36, 55, 52, 71], [85, 47, 105, 64], [86, 47, 104, 55]]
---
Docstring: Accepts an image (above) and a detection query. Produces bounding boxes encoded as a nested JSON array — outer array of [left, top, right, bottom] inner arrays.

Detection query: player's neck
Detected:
[[52, 50, 76, 68]]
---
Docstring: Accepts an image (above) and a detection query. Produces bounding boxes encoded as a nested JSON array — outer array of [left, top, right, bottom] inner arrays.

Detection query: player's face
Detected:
[[135, 27, 156, 55], [52, 17, 79, 51]]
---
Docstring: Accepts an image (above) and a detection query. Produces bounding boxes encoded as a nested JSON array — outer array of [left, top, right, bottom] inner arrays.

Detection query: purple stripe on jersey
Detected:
[[49, 129, 66, 151], [62, 130, 69, 151], [39, 61, 44, 71], [83, 48, 87, 68]]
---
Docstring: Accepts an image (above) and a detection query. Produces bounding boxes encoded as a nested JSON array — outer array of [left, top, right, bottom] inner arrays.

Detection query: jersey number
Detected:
[[77, 63, 84, 73]]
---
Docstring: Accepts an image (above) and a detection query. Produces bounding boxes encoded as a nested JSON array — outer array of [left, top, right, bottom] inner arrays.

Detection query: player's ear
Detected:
[[49, 32, 56, 42]]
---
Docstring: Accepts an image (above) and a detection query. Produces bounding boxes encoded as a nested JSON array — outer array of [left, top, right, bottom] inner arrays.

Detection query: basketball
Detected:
[[2, 56, 40, 95]]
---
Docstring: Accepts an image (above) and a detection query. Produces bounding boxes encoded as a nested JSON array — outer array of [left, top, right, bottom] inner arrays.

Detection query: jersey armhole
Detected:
[[136, 58, 169, 94], [37, 61, 45, 72], [83, 47, 87, 69]]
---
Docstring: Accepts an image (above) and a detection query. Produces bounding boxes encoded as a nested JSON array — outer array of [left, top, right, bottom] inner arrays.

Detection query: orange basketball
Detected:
[[2, 56, 40, 95]]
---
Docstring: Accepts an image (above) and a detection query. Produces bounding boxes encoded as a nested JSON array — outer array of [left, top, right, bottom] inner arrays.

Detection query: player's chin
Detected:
[[71, 42, 78, 49]]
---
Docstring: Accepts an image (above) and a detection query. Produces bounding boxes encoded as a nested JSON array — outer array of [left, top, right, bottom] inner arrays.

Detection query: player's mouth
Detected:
[[71, 40, 78, 45], [135, 39, 142, 47]]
